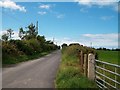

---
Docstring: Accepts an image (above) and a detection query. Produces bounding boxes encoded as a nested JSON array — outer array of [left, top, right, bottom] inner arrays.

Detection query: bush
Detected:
[[2, 42, 20, 56], [2, 35, 59, 65], [11, 40, 34, 55], [61, 43, 67, 49], [63, 45, 81, 57], [26, 39, 42, 53]]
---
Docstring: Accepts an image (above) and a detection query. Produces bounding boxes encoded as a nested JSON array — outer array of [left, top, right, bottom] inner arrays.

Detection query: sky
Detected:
[[0, 0, 119, 49]]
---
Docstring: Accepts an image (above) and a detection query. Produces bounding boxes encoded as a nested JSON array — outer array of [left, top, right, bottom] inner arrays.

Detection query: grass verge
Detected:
[[55, 46, 97, 88], [2, 50, 53, 67]]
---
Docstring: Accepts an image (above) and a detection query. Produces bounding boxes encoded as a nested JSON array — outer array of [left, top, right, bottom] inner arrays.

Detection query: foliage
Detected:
[[96, 47, 120, 51], [37, 35, 46, 43], [55, 45, 97, 88], [2, 42, 20, 56], [24, 23, 38, 39], [25, 39, 42, 53], [19, 27, 26, 40], [7, 29, 14, 39], [2, 22, 60, 65], [2, 34, 8, 41], [2, 37, 59, 64], [61, 43, 67, 48], [9, 39, 33, 55]]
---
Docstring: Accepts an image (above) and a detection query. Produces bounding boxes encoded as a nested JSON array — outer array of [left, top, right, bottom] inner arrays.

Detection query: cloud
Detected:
[[47, 33, 119, 48], [82, 33, 118, 39], [39, 4, 51, 9], [12, 31, 20, 40], [114, 4, 120, 12], [75, 0, 118, 6], [38, 11, 47, 15], [75, 0, 119, 12], [81, 33, 118, 48], [38, 3, 65, 19], [46, 37, 80, 46], [0, 30, 20, 40], [101, 16, 114, 20], [57, 14, 65, 19], [0, 0, 26, 12]]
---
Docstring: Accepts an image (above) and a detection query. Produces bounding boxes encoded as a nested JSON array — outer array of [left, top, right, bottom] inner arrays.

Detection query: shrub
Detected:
[[2, 42, 19, 56], [61, 43, 67, 49], [26, 39, 42, 53], [63, 45, 81, 57], [20, 41, 35, 55], [10, 40, 34, 55]]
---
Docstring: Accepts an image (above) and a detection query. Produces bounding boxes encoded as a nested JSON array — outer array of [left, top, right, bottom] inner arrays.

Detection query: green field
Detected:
[[55, 47, 120, 88], [96, 50, 120, 89], [96, 50, 119, 65]]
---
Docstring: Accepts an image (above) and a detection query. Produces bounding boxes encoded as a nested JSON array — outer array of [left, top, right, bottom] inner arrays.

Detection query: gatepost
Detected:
[[88, 53, 95, 80]]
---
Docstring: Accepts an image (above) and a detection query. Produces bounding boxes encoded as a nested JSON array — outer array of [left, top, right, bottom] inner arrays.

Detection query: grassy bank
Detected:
[[2, 50, 53, 66], [55, 45, 97, 88]]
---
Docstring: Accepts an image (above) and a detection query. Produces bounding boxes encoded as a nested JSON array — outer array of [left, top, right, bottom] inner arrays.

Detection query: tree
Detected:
[[69, 43, 80, 46], [2, 34, 8, 41], [19, 27, 25, 40], [7, 29, 14, 39], [27, 23, 37, 36], [24, 23, 38, 40], [103, 47, 107, 50], [61, 43, 67, 48], [46, 40, 53, 44], [37, 35, 46, 43]]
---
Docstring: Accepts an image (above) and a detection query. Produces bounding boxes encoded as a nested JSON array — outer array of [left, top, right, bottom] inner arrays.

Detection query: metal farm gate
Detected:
[[95, 59, 120, 90]]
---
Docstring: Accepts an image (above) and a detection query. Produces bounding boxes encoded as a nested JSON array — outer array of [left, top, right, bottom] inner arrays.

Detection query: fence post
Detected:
[[84, 54, 87, 77], [80, 51, 83, 73], [88, 53, 95, 80]]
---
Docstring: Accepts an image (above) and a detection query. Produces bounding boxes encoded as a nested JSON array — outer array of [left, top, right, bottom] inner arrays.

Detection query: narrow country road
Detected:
[[2, 50, 61, 88]]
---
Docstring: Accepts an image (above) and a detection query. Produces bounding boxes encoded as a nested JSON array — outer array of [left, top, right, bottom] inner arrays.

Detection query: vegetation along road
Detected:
[[2, 50, 61, 88]]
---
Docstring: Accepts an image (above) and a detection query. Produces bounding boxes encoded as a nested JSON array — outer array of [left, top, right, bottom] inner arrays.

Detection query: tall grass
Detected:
[[55, 45, 97, 88]]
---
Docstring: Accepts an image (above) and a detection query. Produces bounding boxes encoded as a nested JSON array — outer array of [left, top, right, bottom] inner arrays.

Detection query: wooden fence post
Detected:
[[79, 51, 81, 65], [84, 54, 87, 77], [80, 51, 83, 73], [88, 53, 95, 80]]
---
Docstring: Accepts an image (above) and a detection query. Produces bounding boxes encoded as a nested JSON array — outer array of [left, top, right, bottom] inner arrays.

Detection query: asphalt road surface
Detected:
[[2, 50, 61, 88]]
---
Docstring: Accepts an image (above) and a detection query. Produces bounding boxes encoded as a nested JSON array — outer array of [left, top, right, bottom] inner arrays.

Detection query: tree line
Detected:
[[2, 22, 60, 64], [96, 47, 120, 51], [61, 43, 120, 51]]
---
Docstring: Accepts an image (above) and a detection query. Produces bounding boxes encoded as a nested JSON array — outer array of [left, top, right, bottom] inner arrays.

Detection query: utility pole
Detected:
[[53, 37, 54, 44], [36, 21, 38, 35], [90, 42, 92, 48]]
